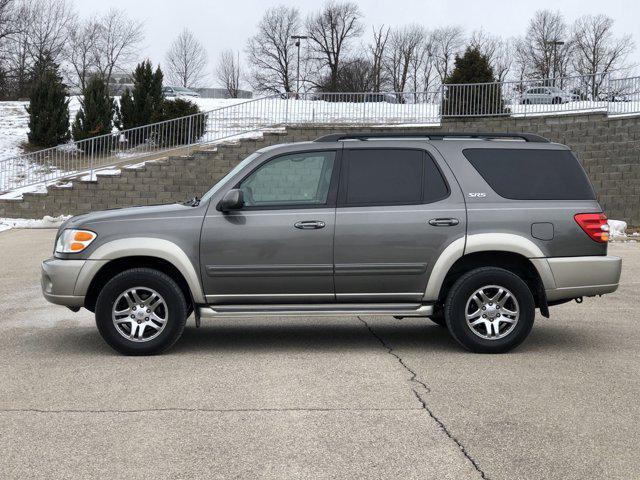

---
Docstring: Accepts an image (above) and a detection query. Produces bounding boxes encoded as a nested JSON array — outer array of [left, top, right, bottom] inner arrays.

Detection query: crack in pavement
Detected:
[[357, 316, 490, 480], [0, 407, 422, 414]]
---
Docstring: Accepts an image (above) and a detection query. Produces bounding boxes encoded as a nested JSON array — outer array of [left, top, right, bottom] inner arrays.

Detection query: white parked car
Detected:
[[162, 86, 201, 98], [520, 86, 578, 105]]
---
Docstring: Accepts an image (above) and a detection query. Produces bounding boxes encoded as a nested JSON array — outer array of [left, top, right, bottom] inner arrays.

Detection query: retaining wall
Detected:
[[1, 112, 638, 224]]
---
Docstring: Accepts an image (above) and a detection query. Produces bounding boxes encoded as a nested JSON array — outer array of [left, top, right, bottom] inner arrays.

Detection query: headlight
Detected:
[[55, 229, 97, 254]]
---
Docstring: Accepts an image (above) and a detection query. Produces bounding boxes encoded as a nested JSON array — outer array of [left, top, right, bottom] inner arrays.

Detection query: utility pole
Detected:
[[291, 35, 308, 97]]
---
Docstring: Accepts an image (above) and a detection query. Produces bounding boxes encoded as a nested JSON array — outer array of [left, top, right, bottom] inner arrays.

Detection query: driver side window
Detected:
[[239, 151, 336, 207]]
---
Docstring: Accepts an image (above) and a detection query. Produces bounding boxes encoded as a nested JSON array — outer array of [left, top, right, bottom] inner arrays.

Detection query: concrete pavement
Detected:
[[0, 229, 638, 479]]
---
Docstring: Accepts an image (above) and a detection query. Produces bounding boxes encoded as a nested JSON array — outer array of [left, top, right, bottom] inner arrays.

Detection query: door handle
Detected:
[[428, 218, 460, 227], [294, 220, 326, 230]]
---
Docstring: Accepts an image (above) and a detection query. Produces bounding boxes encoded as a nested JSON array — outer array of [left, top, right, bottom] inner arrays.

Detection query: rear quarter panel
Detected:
[[431, 141, 607, 258]]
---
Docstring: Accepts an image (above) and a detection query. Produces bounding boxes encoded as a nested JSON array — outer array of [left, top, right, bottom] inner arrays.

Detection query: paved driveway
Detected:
[[0, 229, 638, 479]]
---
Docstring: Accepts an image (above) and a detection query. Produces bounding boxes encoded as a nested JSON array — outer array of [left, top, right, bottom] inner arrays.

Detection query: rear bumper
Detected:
[[41, 258, 86, 307], [543, 255, 622, 301]]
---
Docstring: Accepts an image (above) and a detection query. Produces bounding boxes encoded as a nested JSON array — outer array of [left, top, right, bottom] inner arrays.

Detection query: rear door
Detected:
[[333, 142, 466, 303]]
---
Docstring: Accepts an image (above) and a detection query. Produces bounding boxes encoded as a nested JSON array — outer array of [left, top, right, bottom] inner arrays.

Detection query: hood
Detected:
[[63, 203, 199, 230]]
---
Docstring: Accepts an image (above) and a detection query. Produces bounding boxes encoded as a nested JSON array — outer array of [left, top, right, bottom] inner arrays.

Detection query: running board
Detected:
[[196, 303, 433, 318]]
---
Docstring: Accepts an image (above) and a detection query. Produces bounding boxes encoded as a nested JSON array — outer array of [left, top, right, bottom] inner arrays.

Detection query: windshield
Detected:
[[200, 152, 262, 203], [174, 87, 192, 93]]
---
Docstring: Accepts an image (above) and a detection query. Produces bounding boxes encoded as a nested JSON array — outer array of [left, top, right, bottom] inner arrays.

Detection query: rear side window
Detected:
[[463, 148, 595, 200], [342, 149, 449, 206]]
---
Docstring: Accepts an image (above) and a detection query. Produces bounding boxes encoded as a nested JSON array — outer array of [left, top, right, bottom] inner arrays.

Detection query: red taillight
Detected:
[[574, 213, 609, 243]]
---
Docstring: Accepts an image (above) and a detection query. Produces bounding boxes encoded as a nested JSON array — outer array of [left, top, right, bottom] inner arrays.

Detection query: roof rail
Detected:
[[313, 132, 550, 143]]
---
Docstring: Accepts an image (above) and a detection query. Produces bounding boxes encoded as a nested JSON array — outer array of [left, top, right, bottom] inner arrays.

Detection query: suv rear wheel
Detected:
[[444, 267, 535, 353], [95, 268, 188, 355]]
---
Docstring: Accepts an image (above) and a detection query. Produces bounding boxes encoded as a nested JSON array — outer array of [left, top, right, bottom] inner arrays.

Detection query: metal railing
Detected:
[[1, 71, 640, 193], [0, 92, 441, 193], [442, 72, 617, 117]]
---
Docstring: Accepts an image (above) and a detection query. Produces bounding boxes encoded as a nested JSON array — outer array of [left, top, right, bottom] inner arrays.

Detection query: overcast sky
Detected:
[[76, 0, 639, 85]]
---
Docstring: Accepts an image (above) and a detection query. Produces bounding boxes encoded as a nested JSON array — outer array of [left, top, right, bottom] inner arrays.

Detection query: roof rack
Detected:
[[313, 132, 550, 143]]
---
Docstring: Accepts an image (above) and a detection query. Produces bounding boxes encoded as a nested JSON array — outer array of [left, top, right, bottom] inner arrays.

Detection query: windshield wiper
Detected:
[[183, 196, 201, 207]]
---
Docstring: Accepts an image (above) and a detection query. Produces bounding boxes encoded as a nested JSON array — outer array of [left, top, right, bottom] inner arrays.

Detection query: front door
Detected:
[[333, 144, 466, 303], [200, 149, 340, 304]]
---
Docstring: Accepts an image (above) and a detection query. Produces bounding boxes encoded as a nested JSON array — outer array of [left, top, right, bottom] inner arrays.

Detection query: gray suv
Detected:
[[41, 132, 622, 355]]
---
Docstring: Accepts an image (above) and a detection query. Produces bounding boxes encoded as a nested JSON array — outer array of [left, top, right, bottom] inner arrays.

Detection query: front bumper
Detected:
[[41, 258, 86, 307], [543, 255, 622, 301]]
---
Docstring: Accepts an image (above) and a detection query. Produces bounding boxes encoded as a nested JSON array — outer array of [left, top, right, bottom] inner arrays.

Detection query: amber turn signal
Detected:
[[74, 231, 94, 242]]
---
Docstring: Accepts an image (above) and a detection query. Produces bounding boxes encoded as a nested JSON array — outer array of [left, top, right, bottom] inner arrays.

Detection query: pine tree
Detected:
[[442, 47, 507, 116], [157, 98, 206, 146], [119, 60, 165, 130], [26, 56, 70, 148], [72, 76, 117, 145]]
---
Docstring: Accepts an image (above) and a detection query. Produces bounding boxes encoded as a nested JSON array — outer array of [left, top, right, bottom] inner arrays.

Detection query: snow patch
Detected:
[[80, 168, 121, 181], [0, 182, 48, 199], [608, 219, 628, 237], [0, 214, 70, 232]]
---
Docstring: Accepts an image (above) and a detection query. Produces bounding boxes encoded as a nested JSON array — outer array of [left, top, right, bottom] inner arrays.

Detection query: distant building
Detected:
[[194, 87, 252, 99], [107, 73, 134, 96]]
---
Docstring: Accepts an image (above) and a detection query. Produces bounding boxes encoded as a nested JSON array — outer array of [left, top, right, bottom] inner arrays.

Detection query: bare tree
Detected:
[[409, 30, 436, 95], [246, 6, 300, 94], [25, 0, 76, 64], [384, 24, 425, 94], [367, 25, 389, 91], [306, 1, 363, 91], [572, 14, 634, 95], [4, 0, 38, 97], [470, 29, 513, 81], [336, 57, 373, 92], [433, 25, 465, 83], [216, 49, 242, 98], [419, 32, 438, 94], [165, 28, 208, 88], [93, 9, 144, 85], [0, 0, 18, 47], [518, 10, 572, 80], [65, 18, 99, 91]]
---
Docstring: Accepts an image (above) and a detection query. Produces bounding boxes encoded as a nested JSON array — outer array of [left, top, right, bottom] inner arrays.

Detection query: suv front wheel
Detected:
[[444, 267, 535, 353], [95, 268, 188, 355]]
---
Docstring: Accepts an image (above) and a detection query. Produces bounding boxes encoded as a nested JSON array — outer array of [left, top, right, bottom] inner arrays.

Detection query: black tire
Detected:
[[552, 96, 562, 104], [95, 268, 188, 355], [444, 267, 535, 353]]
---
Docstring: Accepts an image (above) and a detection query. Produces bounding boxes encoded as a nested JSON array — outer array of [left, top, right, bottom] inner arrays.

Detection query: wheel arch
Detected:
[[76, 237, 205, 311], [424, 234, 553, 316], [82, 256, 196, 313]]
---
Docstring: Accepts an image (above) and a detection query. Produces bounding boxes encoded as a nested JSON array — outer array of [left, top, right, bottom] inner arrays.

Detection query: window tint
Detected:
[[343, 149, 447, 206], [463, 148, 595, 200], [424, 156, 449, 202], [240, 151, 335, 207]]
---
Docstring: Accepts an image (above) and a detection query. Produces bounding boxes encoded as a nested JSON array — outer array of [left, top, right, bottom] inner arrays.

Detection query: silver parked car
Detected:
[[521, 86, 578, 104], [42, 132, 621, 355], [162, 86, 201, 98]]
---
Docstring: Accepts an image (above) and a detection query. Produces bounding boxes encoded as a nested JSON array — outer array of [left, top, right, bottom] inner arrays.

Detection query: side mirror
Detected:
[[218, 189, 244, 212]]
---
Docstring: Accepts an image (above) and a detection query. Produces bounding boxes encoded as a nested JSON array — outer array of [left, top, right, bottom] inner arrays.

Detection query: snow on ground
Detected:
[[0, 97, 82, 160], [0, 215, 69, 233], [609, 219, 628, 238], [80, 168, 121, 181]]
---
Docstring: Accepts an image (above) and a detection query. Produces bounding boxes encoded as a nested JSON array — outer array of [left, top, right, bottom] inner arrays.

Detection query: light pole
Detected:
[[291, 35, 308, 97], [547, 40, 565, 86]]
